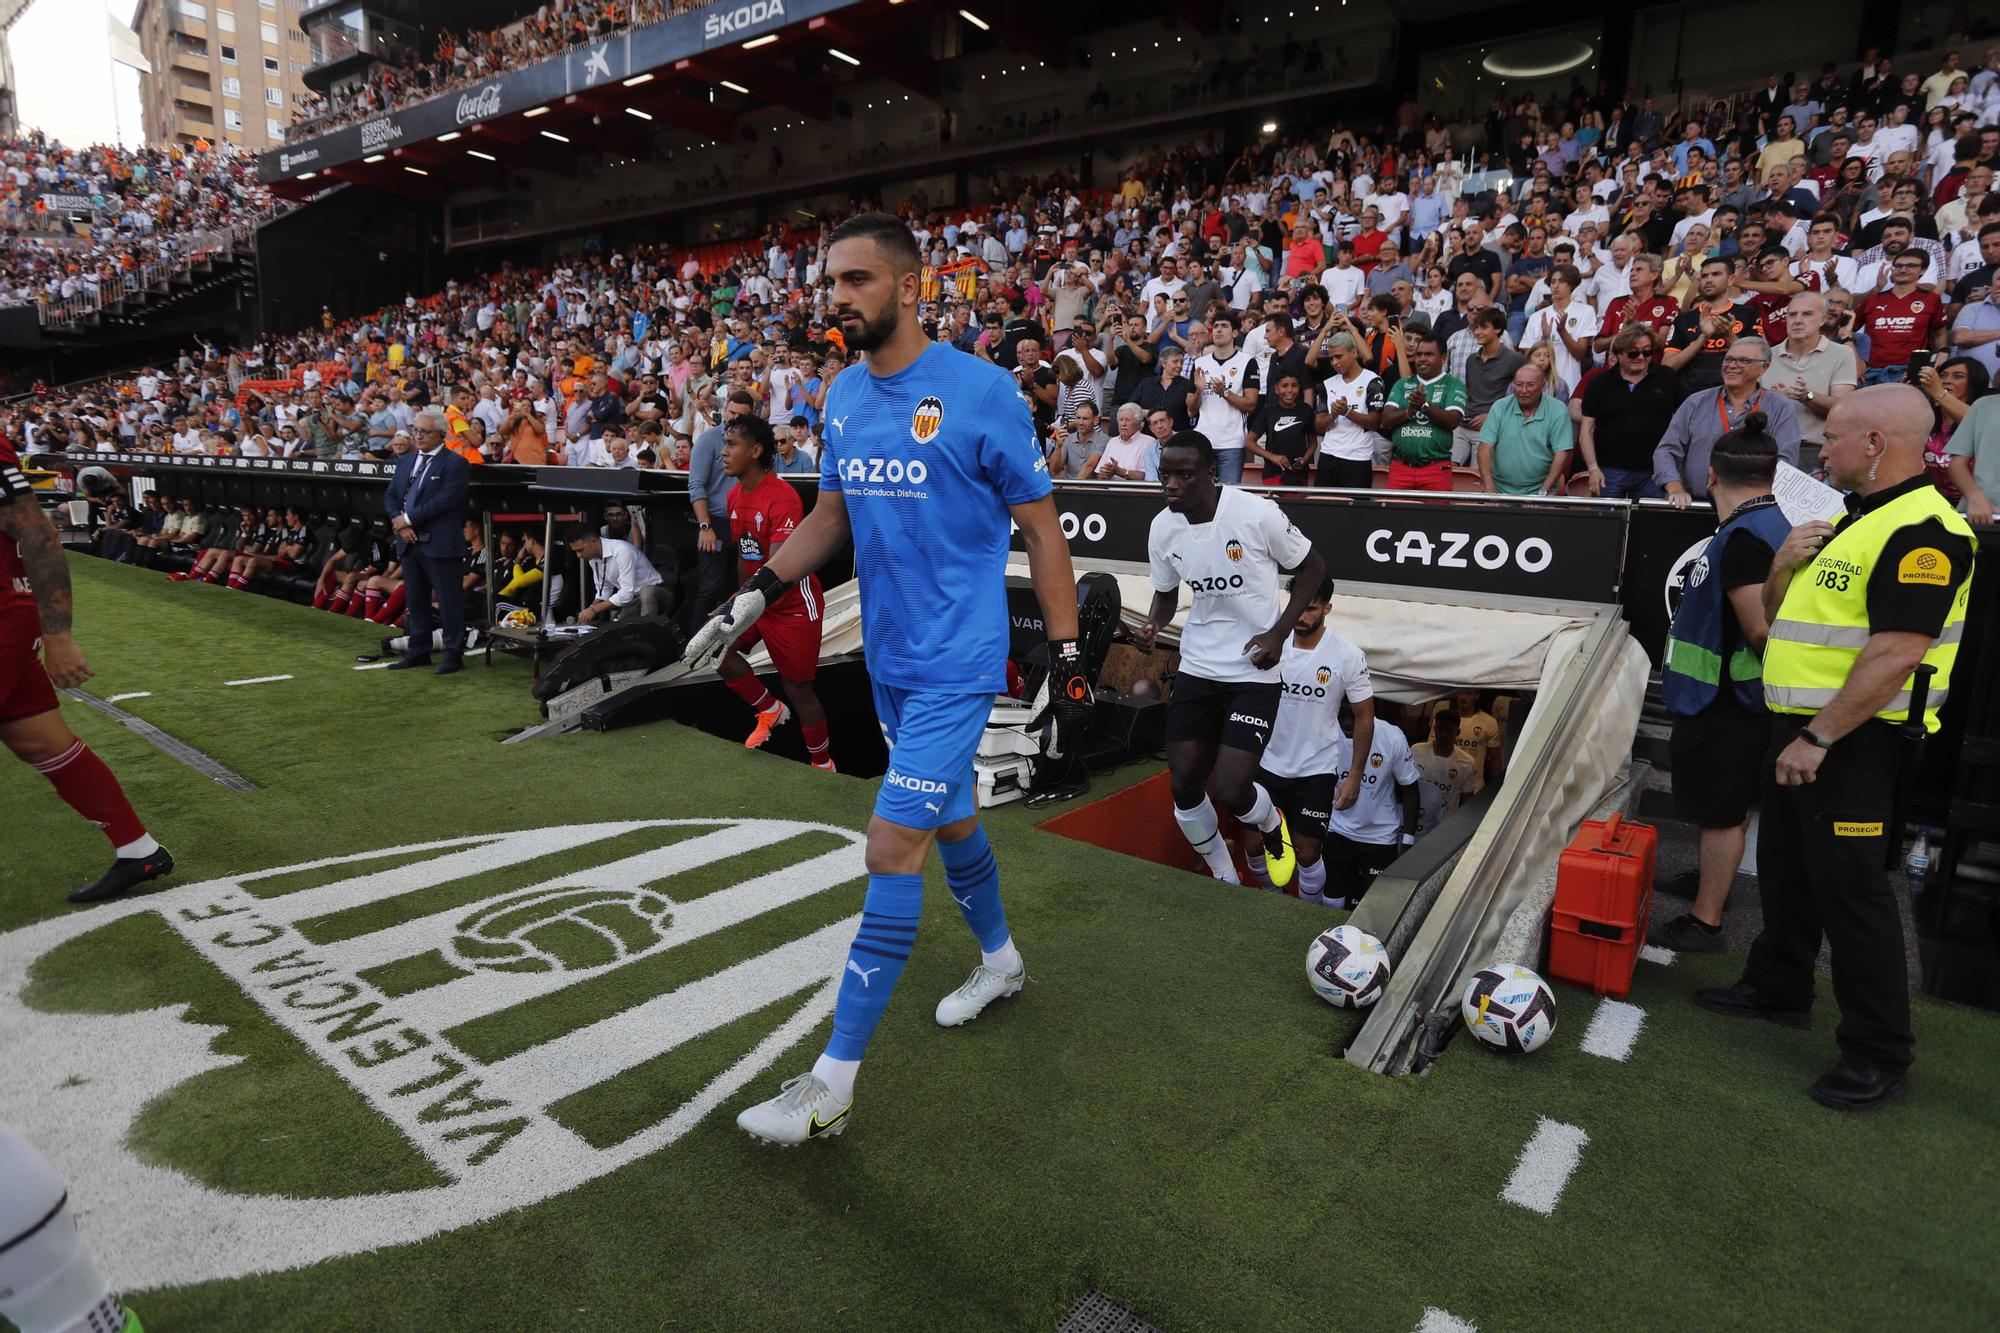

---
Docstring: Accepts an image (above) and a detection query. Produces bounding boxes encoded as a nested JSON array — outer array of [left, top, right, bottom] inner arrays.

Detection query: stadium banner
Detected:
[[39, 192, 100, 216], [1020, 485, 1630, 605], [259, 0, 861, 184]]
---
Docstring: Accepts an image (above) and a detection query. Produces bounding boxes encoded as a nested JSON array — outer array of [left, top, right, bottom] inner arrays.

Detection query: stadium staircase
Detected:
[[38, 219, 268, 337]]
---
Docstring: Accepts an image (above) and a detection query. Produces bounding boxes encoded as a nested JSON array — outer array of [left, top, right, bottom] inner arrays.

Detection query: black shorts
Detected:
[[1325, 834, 1401, 901], [1669, 704, 1771, 829], [1165, 674, 1281, 754], [1256, 767, 1336, 842]]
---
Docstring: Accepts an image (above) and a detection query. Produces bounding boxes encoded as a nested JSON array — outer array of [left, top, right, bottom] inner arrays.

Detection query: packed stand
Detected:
[[8, 41, 1997, 520], [0, 132, 283, 312], [287, 1, 695, 141]]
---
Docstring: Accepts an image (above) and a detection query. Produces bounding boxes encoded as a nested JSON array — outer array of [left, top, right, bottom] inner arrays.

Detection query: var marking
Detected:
[[0, 819, 866, 1290]]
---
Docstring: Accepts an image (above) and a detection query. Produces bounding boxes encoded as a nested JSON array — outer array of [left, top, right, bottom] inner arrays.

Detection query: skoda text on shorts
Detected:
[[684, 214, 1089, 1145]]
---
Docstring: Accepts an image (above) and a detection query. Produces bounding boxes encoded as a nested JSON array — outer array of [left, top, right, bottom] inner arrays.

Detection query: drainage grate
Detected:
[[64, 689, 258, 791], [1059, 1290, 1163, 1333]]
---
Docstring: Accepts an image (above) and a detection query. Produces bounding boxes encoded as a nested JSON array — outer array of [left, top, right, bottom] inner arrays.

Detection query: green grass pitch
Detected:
[[3, 558, 1998, 1332]]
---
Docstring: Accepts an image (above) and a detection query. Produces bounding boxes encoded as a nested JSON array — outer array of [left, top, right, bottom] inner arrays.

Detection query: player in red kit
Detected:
[[714, 413, 833, 769], [0, 439, 174, 903]]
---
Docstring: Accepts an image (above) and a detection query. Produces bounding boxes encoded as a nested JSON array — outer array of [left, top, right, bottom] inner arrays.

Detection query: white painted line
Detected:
[[1500, 1117, 1589, 1216], [1416, 1310, 1479, 1333], [1639, 944, 1676, 966], [105, 692, 151, 704], [352, 662, 395, 671], [223, 675, 294, 687], [1580, 999, 1646, 1062]]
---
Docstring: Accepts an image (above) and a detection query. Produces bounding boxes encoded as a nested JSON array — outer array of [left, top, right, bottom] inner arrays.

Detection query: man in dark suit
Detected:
[[384, 410, 472, 674]]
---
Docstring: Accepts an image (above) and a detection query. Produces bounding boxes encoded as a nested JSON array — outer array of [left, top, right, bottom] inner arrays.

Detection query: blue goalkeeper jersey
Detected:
[[819, 342, 1052, 694]]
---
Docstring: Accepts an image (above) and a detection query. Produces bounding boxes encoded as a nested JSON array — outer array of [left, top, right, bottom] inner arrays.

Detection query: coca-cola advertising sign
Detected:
[[456, 84, 503, 126]]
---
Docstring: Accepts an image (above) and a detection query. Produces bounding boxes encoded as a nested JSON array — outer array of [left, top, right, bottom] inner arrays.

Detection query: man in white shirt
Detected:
[[1236, 577, 1374, 905], [1138, 434, 1327, 889], [1324, 713, 1420, 907], [1190, 312, 1261, 485], [1314, 333, 1389, 484], [1412, 708, 1478, 837], [1516, 264, 1599, 390], [1319, 241, 1368, 313], [566, 525, 664, 623], [1140, 254, 1187, 311]]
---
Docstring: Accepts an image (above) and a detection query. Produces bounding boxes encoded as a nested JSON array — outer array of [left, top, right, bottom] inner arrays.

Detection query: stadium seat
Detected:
[[1451, 468, 1487, 492], [1564, 474, 1595, 497]]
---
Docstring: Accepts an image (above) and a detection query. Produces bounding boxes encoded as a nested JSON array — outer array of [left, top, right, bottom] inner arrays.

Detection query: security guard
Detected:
[[1696, 384, 1975, 1112], [1652, 414, 1793, 952]]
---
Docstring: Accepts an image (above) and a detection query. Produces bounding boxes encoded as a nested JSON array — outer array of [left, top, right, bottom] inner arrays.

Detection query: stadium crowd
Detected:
[[12, 39, 2000, 518], [287, 0, 699, 140], [0, 133, 282, 312]]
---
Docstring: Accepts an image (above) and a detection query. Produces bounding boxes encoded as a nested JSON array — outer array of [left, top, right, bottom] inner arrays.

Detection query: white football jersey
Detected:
[[1413, 744, 1477, 835], [1328, 725, 1420, 846], [1263, 629, 1373, 779], [1149, 485, 1315, 685]]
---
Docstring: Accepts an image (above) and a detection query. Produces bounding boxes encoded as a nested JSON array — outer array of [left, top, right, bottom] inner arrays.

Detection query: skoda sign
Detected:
[[704, 0, 786, 41]]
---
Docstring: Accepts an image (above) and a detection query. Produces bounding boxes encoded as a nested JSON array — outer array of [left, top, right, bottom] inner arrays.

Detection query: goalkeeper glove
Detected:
[[1047, 637, 1094, 758], [684, 566, 786, 671]]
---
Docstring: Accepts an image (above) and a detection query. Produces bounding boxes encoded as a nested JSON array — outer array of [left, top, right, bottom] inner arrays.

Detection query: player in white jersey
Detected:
[[1412, 707, 1478, 836], [1236, 578, 1374, 905], [1324, 714, 1420, 908], [1138, 430, 1326, 888]]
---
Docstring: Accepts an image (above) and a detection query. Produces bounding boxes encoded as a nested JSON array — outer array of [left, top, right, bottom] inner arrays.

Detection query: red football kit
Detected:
[[0, 435, 59, 721], [725, 470, 824, 682], [1858, 290, 1947, 370], [1601, 294, 1679, 359]]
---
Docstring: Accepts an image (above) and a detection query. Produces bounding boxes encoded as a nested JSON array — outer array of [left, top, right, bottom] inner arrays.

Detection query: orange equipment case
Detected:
[[1548, 813, 1657, 999]]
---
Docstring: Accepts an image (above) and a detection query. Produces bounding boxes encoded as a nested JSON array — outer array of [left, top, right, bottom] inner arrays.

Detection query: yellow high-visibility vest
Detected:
[[1763, 481, 1973, 734]]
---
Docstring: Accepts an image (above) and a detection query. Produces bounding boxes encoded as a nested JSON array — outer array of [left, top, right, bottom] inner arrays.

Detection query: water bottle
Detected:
[[1904, 826, 1932, 895]]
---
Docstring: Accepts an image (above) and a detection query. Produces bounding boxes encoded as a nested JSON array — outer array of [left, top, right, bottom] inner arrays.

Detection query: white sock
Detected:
[[1241, 783, 1281, 833], [811, 1053, 858, 1103], [116, 834, 161, 860], [1247, 851, 1272, 888], [1174, 797, 1240, 883], [982, 938, 1022, 974], [1297, 858, 1326, 905]]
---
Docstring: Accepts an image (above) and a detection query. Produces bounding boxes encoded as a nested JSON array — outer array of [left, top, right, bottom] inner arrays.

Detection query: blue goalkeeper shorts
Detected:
[[870, 682, 992, 831]]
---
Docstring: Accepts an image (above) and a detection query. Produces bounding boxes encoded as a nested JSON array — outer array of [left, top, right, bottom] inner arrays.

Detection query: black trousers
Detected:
[[1744, 716, 1912, 1071], [402, 547, 467, 663], [689, 544, 733, 626]]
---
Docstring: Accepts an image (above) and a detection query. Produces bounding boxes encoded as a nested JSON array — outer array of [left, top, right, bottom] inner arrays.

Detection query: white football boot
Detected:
[[736, 1073, 852, 1146], [934, 960, 1027, 1027]]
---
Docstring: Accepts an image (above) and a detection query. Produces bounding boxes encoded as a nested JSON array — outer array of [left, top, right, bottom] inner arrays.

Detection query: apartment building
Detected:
[[131, 0, 312, 150]]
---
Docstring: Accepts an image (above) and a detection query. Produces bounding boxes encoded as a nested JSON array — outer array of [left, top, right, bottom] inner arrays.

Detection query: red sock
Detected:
[[312, 580, 332, 610], [227, 571, 248, 590], [371, 584, 406, 624], [33, 739, 147, 848], [194, 566, 217, 583], [344, 591, 369, 618], [725, 673, 776, 712], [328, 587, 351, 613], [363, 589, 384, 618], [802, 720, 831, 761]]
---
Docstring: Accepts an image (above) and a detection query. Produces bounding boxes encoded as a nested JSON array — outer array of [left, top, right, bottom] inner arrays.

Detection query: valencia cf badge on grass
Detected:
[[911, 395, 944, 444]]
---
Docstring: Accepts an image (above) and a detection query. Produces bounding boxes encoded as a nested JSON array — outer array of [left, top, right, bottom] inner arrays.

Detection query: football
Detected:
[[1461, 963, 1558, 1052], [450, 887, 675, 974], [1307, 924, 1391, 1008]]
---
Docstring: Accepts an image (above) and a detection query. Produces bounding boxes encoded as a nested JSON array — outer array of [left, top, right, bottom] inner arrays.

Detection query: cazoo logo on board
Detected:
[[0, 819, 865, 1290]]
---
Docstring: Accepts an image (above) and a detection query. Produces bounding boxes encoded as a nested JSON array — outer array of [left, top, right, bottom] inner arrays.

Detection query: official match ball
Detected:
[[449, 888, 673, 975], [502, 608, 538, 628], [1307, 925, 1391, 1008], [1461, 963, 1558, 1053]]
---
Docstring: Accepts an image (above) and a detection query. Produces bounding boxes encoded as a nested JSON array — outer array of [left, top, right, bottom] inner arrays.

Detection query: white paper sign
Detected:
[[1772, 461, 1847, 526]]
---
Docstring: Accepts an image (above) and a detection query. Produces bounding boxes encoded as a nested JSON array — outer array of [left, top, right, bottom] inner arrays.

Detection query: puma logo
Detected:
[[831, 415, 849, 436], [923, 801, 942, 815], [846, 959, 881, 987], [952, 892, 975, 911]]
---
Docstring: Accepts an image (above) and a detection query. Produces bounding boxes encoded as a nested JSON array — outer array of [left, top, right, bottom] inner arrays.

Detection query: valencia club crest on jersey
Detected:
[[911, 395, 945, 444], [1224, 539, 1244, 562], [1316, 666, 1333, 685]]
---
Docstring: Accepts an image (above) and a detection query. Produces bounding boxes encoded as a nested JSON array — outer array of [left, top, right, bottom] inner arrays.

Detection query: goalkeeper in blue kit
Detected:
[[684, 213, 1091, 1145]]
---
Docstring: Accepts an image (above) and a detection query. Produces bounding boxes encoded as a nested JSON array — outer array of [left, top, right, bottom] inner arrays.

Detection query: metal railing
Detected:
[[34, 216, 270, 330]]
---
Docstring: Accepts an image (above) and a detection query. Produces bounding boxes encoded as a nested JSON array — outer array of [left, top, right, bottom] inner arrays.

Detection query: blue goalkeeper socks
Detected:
[[825, 872, 922, 1061], [937, 823, 1011, 954]]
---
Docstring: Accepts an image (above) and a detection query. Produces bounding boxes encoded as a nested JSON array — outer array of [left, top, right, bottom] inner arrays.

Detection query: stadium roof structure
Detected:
[[259, 0, 1052, 201]]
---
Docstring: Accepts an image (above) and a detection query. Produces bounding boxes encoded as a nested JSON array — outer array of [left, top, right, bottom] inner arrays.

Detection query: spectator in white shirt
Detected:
[[565, 526, 663, 623]]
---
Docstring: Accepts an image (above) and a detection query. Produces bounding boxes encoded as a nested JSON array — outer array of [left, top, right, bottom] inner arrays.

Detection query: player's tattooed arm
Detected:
[[0, 493, 73, 636]]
